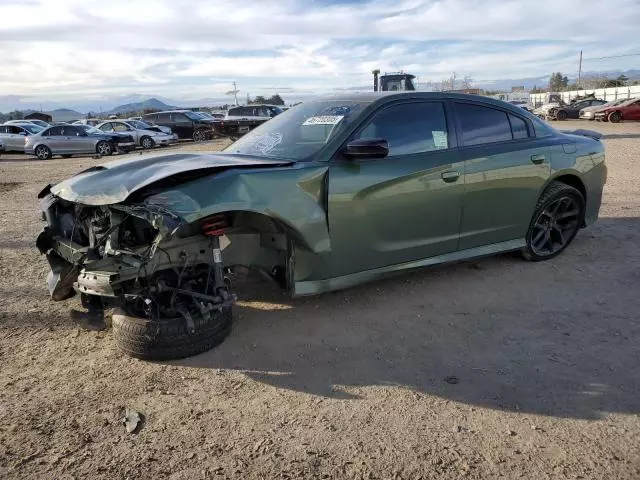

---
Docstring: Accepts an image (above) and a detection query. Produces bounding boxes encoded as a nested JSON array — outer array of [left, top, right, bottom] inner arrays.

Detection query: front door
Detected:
[[452, 102, 551, 250], [327, 100, 464, 278], [61, 126, 92, 153], [170, 113, 193, 138]]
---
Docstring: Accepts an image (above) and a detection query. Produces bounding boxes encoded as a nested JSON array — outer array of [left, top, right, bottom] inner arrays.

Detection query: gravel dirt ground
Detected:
[[0, 121, 639, 479]]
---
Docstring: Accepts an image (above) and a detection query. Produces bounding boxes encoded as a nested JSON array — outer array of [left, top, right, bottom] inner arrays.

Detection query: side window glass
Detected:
[[48, 127, 63, 136], [355, 102, 449, 156], [100, 123, 113, 132], [157, 113, 170, 122], [113, 123, 128, 132], [455, 103, 512, 146], [172, 113, 187, 122], [9, 126, 21, 134], [0, 126, 7, 134], [509, 114, 529, 139]]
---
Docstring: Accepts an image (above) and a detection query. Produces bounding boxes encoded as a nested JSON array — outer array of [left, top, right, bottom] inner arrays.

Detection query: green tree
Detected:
[[267, 94, 285, 106], [549, 72, 569, 92]]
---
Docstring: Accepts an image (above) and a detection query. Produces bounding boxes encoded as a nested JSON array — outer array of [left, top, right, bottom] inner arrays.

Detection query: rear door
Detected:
[[42, 126, 65, 151], [3, 126, 24, 150], [60, 126, 88, 153], [453, 102, 551, 250]]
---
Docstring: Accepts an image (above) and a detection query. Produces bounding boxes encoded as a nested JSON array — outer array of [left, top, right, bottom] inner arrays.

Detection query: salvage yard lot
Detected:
[[1, 121, 639, 479]]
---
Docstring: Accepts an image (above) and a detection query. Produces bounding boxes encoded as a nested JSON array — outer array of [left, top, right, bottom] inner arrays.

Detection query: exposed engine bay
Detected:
[[36, 185, 289, 324]]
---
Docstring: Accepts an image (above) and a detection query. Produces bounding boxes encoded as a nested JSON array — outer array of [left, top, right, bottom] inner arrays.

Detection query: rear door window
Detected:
[[112, 123, 129, 132], [455, 103, 514, 146], [508, 114, 529, 139], [46, 126, 64, 136], [156, 113, 171, 122]]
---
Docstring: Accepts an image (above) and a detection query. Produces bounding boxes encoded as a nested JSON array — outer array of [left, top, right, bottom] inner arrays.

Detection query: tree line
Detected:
[[530, 72, 639, 93]]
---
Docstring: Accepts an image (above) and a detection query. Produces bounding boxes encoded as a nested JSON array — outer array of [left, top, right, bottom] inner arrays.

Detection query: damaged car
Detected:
[[36, 93, 607, 360]]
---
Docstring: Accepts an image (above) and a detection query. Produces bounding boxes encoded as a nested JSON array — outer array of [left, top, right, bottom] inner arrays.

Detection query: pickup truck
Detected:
[[214, 104, 283, 138]]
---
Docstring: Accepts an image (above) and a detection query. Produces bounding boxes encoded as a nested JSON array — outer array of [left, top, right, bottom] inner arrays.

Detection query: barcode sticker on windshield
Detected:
[[302, 115, 344, 126], [432, 131, 448, 149]]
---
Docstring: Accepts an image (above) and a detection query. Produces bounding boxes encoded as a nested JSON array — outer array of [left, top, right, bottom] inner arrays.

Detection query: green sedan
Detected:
[[36, 92, 606, 360]]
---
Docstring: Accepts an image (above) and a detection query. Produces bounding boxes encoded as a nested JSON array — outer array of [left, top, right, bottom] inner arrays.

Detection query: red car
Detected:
[[594, 97, 640, 123]]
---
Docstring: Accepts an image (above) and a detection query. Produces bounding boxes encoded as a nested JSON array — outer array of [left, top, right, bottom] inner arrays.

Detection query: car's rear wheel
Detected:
[[96, 141, 112, 156], [140, 136, 155, 149], [35, 145, 52, 160], [555, 110, 568, 121], [193, 129, 206, 142], [608, 111, 622, 123], [522, 181, 585, 261], [112, 306, 233, 360]]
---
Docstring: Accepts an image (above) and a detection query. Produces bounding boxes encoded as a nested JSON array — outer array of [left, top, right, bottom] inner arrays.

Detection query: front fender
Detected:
[[150, 164, 331, 254]]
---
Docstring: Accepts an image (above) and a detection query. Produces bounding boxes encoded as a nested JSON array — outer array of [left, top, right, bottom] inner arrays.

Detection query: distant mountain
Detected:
[[106, 97, 176, 115]]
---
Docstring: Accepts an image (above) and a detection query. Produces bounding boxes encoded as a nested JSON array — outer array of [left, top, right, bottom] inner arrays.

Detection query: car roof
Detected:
[[308, 91, 531, 114]]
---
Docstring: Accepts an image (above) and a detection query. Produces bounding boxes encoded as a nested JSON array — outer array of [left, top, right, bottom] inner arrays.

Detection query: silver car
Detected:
[[97, 120, 177, 149], [0, 123, 44, 152], [25, 124, 134, 160]]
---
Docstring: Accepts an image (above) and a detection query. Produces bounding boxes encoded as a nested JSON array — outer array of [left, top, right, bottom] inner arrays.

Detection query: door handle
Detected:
[[441, 170, 460, 183], [531, 154, 545, 164]]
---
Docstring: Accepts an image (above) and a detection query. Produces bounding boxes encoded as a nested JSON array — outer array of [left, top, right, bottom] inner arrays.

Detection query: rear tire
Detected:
[[193, 129, 206, 142], [522, 181, 585, 262], [35, 145, 52, 160], [608, 111, 622, 123], [96, 141, 112, 156], [555, 110, 568, 121], [112, 306, 233, 360]]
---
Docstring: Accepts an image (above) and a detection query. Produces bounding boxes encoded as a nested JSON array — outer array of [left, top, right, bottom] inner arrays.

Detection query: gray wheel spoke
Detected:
[[557, 208, 579, 220], [551, 225, 565, 245], [532, 228, 546, 247]]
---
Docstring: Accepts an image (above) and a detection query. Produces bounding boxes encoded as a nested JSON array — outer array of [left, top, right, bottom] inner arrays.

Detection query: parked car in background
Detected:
[[127, 117, 143, 121], [73, 119, 103, 127], [5, 119, 51, 128], [0, 138, 4, 155], [216, 104, 284, 137], [594, 97, 640, 123], [97, 120, 177, 149], [130, 120, 173, 135], [76, 125, 137, 153], [508, 101, 533, 112], [36, 93, 606, 360], [579, 99, 628, 120], [26, 124, 134, 159], [547, 98, 607, 121], [143, 110, 214, 141], [0, 123, 44, 152]]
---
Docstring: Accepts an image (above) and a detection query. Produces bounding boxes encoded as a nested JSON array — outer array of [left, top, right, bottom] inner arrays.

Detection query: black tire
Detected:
[[35, 145, 52, 160], [608, 111, 622, 123], [193, 129, 206, 142], [522, 181, 585, 262], [96, 141, 112, 156], [62, 154, 73, 158], [112, 306, 233, 360], [555, 110, 568, 121], [140, 136, 155, 149]]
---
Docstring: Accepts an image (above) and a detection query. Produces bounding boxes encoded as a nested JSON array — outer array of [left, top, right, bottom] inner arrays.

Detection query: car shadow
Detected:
[[602, 133, 640, 140], [175, 216, 640, 420]]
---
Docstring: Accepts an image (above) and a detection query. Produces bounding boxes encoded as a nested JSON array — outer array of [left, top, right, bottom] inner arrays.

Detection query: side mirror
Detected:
[[19, 131, 27, 136], [344, 138, 389, 159]]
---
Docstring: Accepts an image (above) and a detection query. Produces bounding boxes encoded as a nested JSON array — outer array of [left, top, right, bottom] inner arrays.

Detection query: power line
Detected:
[[583, 53, 640, 60]]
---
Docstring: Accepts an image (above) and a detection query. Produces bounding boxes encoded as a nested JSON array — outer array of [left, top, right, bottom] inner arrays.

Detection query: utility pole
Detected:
[[578, 50, 583, 87], [225, 82, 240, 106]]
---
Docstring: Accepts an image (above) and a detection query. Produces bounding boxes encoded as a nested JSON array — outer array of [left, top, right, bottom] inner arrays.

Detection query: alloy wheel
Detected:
[[529, 196, 581, 257], [97, 142, 111, 156], [36, 146, 51, 160]]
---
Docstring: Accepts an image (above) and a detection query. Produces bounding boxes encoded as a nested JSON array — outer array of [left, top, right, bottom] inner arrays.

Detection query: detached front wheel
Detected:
[[112, 306, 233, 360], [522, 181, 585, 261]]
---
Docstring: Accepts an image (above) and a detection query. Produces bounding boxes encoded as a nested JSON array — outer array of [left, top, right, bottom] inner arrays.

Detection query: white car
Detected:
[[224, 104, 284, 122], [97, 120, 177, 149], [5, 119, 51, 128]]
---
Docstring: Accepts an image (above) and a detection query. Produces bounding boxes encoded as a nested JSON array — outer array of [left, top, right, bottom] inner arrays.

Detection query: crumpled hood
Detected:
[[51, 152, 293, 205]]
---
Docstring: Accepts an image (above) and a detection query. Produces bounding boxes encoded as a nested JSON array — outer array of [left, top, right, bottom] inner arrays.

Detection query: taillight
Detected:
[[200, 214, 228, 237]]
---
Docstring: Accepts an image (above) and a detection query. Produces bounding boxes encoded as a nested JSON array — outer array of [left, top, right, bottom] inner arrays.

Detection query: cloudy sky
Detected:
[[0, 0, 638, 108]]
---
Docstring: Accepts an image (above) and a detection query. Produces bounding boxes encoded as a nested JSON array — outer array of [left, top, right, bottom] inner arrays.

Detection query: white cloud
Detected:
[[0, 0, 638, 108]]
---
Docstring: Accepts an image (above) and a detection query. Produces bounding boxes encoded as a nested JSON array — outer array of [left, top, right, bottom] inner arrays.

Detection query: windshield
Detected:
[[23, 124, 44, 134], [80, 125, 102, 134], [183, 111, 203, 121], [128, 120, 152, 129], [224, 100, 368, 161]]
